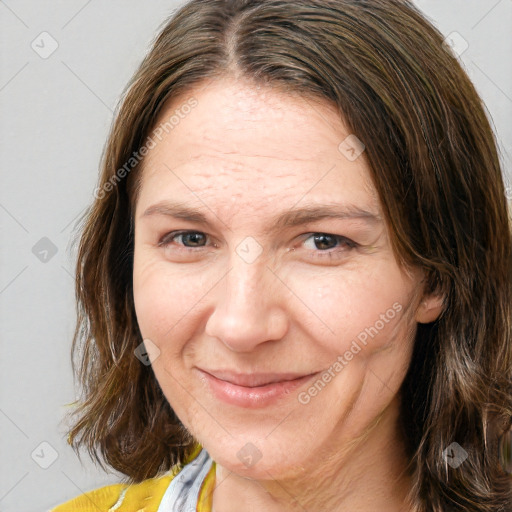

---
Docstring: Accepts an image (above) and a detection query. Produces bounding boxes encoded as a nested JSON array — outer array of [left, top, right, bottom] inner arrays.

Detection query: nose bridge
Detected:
[[205, 247, 288, 351], [232, 255, 274, 309], [224, 252, 275, 322]]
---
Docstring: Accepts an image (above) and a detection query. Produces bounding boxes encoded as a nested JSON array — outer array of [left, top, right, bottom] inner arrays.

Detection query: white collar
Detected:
[[157, 448, 213, 511]]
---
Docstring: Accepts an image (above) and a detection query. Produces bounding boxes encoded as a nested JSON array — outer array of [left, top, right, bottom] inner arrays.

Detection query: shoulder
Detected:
[[49, 473, 175, 512], [49, 444, 203, 512]]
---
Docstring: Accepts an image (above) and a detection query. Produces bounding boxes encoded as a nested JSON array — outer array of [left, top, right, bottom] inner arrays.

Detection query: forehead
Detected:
[[136, 77, 380, 216]]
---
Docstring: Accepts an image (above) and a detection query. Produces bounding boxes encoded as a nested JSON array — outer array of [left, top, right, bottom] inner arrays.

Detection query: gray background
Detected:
[[0, 1, 510, 511]]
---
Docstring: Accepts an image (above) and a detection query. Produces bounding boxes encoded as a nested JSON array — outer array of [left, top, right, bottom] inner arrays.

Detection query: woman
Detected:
[[51, 0, 512, 510]]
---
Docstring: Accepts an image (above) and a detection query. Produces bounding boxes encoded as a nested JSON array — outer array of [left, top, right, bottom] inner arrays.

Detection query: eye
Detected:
[[158, 230, 210, 249], [301, 233, 358, 260], [157, 230, 359, 261]]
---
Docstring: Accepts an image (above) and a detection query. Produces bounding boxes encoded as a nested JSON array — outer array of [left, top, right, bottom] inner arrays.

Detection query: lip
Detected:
[[195, 368, 319, 408]]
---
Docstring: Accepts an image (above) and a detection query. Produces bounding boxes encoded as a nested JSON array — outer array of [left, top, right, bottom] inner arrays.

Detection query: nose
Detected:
[[204, 253, 289, 353]]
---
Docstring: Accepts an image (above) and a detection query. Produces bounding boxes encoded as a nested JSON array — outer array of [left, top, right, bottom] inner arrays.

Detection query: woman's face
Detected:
[[132, 77, 435, 479]]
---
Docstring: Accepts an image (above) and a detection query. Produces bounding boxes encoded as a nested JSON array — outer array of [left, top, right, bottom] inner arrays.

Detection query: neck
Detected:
[[211, 397, 416, 512]]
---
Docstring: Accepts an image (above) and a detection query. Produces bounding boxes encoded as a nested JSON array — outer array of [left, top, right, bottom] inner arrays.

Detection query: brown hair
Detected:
[[65, 1, 512, 510]]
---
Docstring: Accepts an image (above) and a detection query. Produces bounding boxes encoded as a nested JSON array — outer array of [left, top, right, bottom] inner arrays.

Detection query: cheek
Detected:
[[132, 255, 203, 348], [285, 258, 416, 356], [133, 244, 418, 362]]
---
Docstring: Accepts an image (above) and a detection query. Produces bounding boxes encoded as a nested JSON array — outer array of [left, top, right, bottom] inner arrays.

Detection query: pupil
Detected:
[[185, 233, 204, 246], [314, 234, 335, 250]]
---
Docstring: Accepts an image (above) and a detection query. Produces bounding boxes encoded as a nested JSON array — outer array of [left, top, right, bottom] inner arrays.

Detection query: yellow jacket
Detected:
[[50, 444, 215, 512]]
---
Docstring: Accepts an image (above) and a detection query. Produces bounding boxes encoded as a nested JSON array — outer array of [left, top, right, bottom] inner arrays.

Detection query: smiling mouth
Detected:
[[194, 367, 321, 408], [197, 368, 318, 387]]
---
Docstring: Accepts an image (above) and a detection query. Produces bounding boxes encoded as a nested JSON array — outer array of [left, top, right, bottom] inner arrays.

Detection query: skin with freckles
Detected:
[[132, 77, 443, 512]]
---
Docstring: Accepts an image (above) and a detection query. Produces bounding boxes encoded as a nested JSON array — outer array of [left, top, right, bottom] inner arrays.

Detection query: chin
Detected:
[[201, 432, 312, 480]]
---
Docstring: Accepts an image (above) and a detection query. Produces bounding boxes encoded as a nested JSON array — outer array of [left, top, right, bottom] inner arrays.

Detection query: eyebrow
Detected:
[[141, 200, 382, 233]]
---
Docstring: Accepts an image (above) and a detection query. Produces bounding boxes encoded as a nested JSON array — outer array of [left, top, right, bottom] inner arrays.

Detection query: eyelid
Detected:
[[300, 232, 358, 248], [158, 230, 213, 248], [298, 233, 359, 260]]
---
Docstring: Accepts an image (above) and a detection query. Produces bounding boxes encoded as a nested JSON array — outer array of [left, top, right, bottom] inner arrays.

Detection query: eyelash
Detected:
[[157, 230, 358, 260]]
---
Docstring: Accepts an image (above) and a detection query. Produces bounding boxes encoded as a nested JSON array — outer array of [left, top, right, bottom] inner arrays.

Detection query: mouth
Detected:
[[198, 368, 317, 387], [195, 367, 320, 408]]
